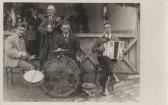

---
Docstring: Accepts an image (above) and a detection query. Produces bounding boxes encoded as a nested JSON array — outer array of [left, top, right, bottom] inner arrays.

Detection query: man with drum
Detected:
[[92, 23, 127, 96], [55, 21, 81, 63], [38, 5, 62, 63], [5, 22, 37, 71]]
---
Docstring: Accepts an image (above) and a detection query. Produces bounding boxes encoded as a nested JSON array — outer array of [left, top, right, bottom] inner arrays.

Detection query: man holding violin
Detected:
[[38, 5, 62, 63]]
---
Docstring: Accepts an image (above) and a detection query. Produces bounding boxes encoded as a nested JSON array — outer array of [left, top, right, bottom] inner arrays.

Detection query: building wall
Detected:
[[34, 3, 137, 33], [82, 4, 137, 33]]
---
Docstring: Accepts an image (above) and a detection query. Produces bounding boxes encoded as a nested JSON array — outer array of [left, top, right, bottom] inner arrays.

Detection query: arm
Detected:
[[72, 34, 81, 62], [73, 34, 80, 56], [5, 37, 21, 58], [38, 16, 48, 33], [92, 37, 105, 53]]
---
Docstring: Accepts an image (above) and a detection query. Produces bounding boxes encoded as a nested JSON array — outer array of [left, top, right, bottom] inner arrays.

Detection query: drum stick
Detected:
[[28, 57, 37, 83]]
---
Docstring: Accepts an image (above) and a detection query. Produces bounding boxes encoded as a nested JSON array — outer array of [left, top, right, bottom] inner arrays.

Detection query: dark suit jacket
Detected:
[[55, 33, 80, 58], [29, 16, 41, 30], [38, 15, 61, 34]]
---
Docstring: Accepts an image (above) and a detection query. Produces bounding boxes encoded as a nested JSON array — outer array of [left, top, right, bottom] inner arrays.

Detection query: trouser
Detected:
[[39, 33, 55, 64], [17, 59, 41, 71], [26, 40, 37, 55], [97, 56, 117, 91]]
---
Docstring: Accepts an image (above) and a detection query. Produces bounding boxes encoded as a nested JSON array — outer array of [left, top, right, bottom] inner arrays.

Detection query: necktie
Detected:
[[49, 16, 52, 21], [19, 38, 23, 51]]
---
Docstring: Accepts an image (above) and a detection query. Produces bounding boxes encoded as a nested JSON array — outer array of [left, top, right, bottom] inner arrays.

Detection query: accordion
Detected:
[[103, 41, 125, 60]]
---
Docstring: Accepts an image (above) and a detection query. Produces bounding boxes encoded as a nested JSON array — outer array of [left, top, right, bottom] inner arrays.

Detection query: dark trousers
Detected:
[[97, 56, 116, 91], [26, 40, 37, 55], [39, 34, 49, 63]]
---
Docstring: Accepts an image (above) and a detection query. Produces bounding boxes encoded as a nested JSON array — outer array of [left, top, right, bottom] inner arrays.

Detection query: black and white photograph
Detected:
[[3, 2, 140, 102]]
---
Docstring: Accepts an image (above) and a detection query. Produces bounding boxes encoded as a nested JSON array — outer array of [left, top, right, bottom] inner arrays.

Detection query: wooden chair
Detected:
[[5, 67, 25, 86]]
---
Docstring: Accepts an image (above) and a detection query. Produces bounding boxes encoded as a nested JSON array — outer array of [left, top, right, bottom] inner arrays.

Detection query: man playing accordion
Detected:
[[92, 23, 127, 96]]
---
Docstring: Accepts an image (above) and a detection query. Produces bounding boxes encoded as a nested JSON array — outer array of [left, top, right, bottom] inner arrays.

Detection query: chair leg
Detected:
[[111, 75, 114, 91], [10, 68, 14, 86], [6, 68, 9, 87]]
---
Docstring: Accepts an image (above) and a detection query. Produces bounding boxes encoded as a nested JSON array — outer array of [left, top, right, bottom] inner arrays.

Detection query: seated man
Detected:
[[5, 22, 37, 71], [92, 23, 126, 96], [54, 21, 81, 63]]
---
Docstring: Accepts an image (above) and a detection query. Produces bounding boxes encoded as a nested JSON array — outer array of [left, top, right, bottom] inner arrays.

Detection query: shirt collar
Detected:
[[34, 16, 36, 19], [104, 33, 112, 39], [64, 33, 69, 38]]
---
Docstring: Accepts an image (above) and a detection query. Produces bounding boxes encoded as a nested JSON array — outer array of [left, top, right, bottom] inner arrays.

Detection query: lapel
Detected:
[[61, 33, 71, 46], [14, 33, 25, 51], [13, 33, 20, 50], [48, 15, 56, 24]]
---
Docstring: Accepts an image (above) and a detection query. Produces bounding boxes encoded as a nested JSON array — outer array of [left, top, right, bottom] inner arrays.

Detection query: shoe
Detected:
[[102, 88, 109, 96]]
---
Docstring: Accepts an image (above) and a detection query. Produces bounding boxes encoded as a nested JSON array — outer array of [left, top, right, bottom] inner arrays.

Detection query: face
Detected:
[[15, 26, 26, 37], [61, 24, 71, 35], [47, 6, 55, 16], [32, 9, 38, 16], [104, 24, 112, 34]]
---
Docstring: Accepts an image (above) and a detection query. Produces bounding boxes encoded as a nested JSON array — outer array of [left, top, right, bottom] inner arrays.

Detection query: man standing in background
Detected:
[[26, 7, 41, 56], [38, 5, 62, 63]]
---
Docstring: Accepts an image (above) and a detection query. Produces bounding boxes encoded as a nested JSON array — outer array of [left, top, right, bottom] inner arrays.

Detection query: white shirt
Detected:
[[64, 33, 69, 38], [34, 16, 37, 19], [103, 33, 112, 56], [104, 33, 112, 39]]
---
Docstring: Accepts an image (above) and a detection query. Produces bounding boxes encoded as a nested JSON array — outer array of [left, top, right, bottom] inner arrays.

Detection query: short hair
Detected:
[[62, 21, 71, 27], [104, 22, 111, 27], [14, 22, 27, 29], [47, 5, 55, 11]]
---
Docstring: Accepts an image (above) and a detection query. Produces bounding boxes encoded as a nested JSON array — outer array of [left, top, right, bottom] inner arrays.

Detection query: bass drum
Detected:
[[42, 55, 80, 97]]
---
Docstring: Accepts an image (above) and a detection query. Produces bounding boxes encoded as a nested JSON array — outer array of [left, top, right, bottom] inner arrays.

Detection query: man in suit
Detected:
[[38, 5, 62, 63], [54, 21, 82, 93], [55, 21, 81, 62], [27, 8, 41, 55], [5, 23, 35, 70], [92, 23, 126, 95]]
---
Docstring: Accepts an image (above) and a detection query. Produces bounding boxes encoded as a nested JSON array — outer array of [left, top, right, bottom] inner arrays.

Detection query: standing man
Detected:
[[5, 23, 36, 71], [92, 23, 126, 95], [28, 8, 41, 56], [38, 5, 62, 63]]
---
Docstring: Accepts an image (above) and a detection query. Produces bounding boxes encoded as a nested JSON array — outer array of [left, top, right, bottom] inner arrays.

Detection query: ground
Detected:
[[3, 69, 140, 102]]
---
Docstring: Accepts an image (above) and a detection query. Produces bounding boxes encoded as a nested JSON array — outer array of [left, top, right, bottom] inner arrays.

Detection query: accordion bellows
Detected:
[[103, 41, 125, 60]]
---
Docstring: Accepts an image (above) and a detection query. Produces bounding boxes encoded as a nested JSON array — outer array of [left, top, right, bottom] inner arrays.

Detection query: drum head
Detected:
[[23, 70, 44, 85], [42, 55, 80, 97]]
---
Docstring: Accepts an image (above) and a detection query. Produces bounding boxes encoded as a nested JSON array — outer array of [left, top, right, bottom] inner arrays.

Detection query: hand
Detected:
[[20, 52, 29, 58], [30, 65, 36, 70], [47, 28, 53, 33], [123, 48, 127, 55], [57, 48, 62, 51], [56, 17, 62, 23], [76, 56, 82, 63], [29, 55, 36, 60]]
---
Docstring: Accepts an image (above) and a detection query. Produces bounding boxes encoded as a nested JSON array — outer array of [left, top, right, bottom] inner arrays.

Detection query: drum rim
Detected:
[[42, 55, 80, 97], [23, 70, 45, 83], [23, 77, 44, 86]]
